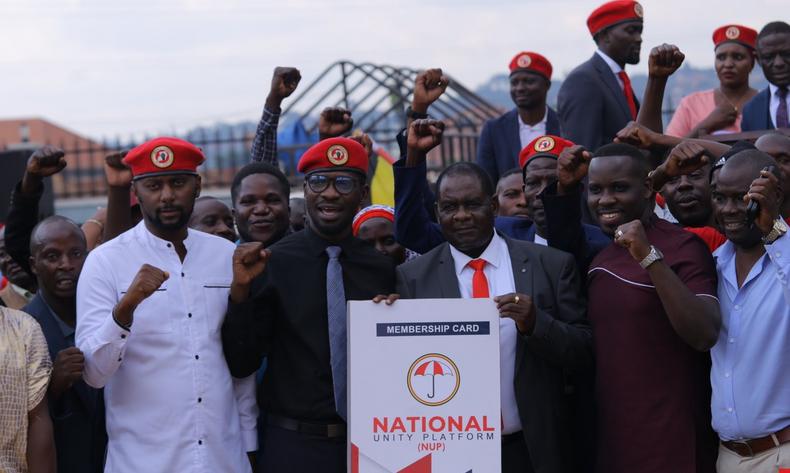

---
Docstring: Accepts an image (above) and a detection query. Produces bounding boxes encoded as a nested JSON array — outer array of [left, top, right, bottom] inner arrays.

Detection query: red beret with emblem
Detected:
[[587, 0, 644, 36], [712, 24, 757, 50], [297, 137, 369, 175], [122, 137, 205, 180], [519, 135, 575, 169], [508, 51, 553, 81]]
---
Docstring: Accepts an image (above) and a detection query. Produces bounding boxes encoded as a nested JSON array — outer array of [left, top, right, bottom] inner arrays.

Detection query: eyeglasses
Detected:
[[306, 174, 359, 195]]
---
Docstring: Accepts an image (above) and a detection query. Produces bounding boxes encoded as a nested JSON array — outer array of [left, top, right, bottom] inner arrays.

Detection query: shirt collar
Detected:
[[769, 83, 788, 97], [517, 110, 548, 130], [134, 220, 194, 252], [596, 49, 623, 75], [449, 231, 507, 277]]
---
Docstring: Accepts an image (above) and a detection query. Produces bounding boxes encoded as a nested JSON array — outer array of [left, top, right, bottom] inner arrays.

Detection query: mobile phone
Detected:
[[746, 165, 777, 225]]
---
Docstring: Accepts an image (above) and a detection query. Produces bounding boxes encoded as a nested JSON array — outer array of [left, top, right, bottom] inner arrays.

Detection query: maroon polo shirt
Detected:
[[587, 217, 718, 473]]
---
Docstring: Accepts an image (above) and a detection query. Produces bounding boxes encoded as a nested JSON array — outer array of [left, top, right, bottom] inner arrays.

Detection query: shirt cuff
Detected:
[[241, 428, 258, 452], [99, 312, 131, 360]]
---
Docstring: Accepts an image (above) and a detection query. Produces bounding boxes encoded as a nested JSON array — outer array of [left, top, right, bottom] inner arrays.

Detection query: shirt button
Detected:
[[198, 397, 202, 403], [727, 407, 733, 413], [117, 357, 122, 362], [776, 252, 782, 258], [167, 243, 172, 248], [195, 355, 199, 360], [729, 338, 735, 343], [121, 334, 126, 339], [188, 313, 192, 318], [181, 272, 185, 277], [734, 305, 740, 310], [198, 440, 203, 445], [724, 372, 730, 378]]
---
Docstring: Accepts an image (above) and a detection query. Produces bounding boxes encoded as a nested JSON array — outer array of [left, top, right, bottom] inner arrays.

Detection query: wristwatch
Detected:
[[405, 106, 429, 120], [762, 218, 788, 245], [639, 245, 664, 269]]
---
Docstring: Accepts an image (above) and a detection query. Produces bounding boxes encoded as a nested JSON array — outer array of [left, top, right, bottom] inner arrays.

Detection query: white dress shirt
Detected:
[[532, 233, 548, 247], [449, 232, 522, 434], [596, 49, 625, 89], [518, 110, 548, 149], [769, 83, 790, 129], [76, 221, 257, 473]]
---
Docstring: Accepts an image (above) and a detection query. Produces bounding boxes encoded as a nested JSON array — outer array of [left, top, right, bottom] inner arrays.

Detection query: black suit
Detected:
[[740, 87, 773, 131], [222, 226, 396, 473], [24, 294, 107, 473], [558, 53, 639, 152], [396, 234, 593, 473]]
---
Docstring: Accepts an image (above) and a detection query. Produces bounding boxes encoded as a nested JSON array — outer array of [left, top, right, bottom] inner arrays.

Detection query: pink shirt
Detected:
[[666, 89, 742, 137]]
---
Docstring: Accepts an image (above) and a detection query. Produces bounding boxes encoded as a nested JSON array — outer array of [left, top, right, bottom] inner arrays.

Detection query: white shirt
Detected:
[[769, 83, 790, 129], [532, 233, 548, 247], [518, 110, 548, 149], [596, 49, 625, 89], [449, 232, 522, 434], [76, 222, 257, 473]]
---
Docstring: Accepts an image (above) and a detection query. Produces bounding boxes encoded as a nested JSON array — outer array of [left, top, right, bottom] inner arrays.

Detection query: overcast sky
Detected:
[[0, 0, 782, 139]]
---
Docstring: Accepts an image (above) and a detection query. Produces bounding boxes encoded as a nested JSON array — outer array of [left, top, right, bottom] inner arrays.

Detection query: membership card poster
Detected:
[[348, 298, 501, 473]]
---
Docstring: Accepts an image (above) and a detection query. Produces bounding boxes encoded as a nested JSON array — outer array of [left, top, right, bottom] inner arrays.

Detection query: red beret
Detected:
[[508, 52, 553, 81], [587, 0, 643, 36], [352, 205, 394, 236], [123, 137, 205, 180], [519, 135, 575, 169], [297, 137, 369, 175], [712, 25, 757, 50]]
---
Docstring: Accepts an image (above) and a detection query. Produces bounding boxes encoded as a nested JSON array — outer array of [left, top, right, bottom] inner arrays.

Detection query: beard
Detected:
[[146, 206, 190, 231]]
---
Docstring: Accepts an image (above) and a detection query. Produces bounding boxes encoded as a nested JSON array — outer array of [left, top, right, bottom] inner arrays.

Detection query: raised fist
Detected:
[[104, 150, 132, 187], [614, 121, 660, 149], [348, 133, 373, 157], [232, 242, 270, 288], [412, 69, 449, 112], [407, 119, 445, 154], [648, 44, 685, 79], [318, 107, 354, 140], [125, 264, 169, 307], [22, 146, 67, 194], [663, 142, 710, 178], [267, 67, 301, 108], [557, 145, 592, 194]]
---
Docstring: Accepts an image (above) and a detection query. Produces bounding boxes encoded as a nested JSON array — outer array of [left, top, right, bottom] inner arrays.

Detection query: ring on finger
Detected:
[[616, 230, 624, 238], [514, 295, 520, 304]]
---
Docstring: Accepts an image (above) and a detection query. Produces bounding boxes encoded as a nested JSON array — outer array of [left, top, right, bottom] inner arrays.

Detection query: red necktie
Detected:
[[467, 259, 489, 298], [618, 71, 638, 120]]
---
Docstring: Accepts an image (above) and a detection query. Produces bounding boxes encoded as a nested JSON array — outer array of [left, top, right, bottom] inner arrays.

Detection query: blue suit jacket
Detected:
[[741, 87, 773, 132], [24, 294, 107, 473], [476, 107, 562, 183], [558, 53, 639, 152], [393, 159, 610, 276]]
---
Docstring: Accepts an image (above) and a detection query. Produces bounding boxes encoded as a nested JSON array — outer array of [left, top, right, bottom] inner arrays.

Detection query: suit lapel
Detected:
[[591, 54, 631, 120], [503, 237, 533, 373], [762, 88, 774, 130], [436, 244, 462, 298]]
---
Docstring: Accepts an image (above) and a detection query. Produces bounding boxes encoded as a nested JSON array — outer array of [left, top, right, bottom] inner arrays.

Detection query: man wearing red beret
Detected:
[[222, 137, 396, 473], [477, 51, 562, 184], [76, 137, 258, 472], [558, 0, 644, 152]]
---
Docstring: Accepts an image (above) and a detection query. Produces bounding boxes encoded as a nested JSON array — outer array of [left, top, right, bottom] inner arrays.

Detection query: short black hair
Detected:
[[497, 167, 522, 186], [758, 21, 790, 41], [436, 162, 495, 198], [722, 150, 781, 182], [30, 215, 85, 256], [594, 142, 653, 176], [231, 162, 290, 204]]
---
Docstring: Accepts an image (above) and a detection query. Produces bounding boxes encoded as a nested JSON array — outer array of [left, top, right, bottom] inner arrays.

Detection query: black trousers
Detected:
[[502, 433, 535, 473], [260, 424, 345, 473]]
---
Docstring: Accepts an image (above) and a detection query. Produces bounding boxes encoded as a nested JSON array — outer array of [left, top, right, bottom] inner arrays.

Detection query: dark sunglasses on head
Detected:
[[306, 174, 359, 195]]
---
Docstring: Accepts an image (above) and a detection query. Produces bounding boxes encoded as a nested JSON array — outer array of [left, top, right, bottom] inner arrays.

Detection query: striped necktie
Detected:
[[326, 245, 347, 420]]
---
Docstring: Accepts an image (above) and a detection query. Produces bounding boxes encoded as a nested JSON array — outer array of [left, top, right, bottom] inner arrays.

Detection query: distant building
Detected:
[[0, 118, 108, 197]]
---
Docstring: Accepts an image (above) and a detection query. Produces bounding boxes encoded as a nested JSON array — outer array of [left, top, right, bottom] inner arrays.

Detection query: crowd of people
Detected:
[[1, 1, 789, 472]]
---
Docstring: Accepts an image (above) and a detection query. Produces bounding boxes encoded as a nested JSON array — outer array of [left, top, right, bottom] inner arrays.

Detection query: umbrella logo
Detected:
[[407, 353, 460, 406]]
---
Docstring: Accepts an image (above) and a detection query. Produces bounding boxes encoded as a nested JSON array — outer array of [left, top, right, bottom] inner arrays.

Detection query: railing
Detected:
[[36, 129, 481, 199]]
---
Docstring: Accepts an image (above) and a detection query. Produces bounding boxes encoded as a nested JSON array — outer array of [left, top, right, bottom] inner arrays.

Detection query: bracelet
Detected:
[[84, 219, 104, 231]]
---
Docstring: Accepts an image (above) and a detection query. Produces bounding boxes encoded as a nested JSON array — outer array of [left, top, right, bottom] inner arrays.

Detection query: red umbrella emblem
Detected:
[[413, 360, 454, 399]]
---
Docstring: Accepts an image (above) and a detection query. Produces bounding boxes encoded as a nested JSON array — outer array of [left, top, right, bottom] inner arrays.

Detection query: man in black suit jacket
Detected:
[[741, 21, 790, 131], [23, 216, 107, 473], [477, 51, 562, 183], [394, 161, 592, 473], [558, 0, 644, 152]]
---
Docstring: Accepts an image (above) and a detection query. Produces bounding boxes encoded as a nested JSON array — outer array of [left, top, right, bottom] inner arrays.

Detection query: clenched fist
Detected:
[[412, 68, 449, 113], [104, 150, 132, 187], [266, 67, 301, 109], [648, 44, 685, 79], [318, 107, 354, 140], [49, 347, 85, 399], [231, 242, 271, 303], [557, 145, 592, 194], [21, 146, 66, 194]]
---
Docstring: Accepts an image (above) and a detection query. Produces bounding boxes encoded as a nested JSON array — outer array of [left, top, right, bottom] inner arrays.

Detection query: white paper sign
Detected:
[[348, 298, 501, 473]]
